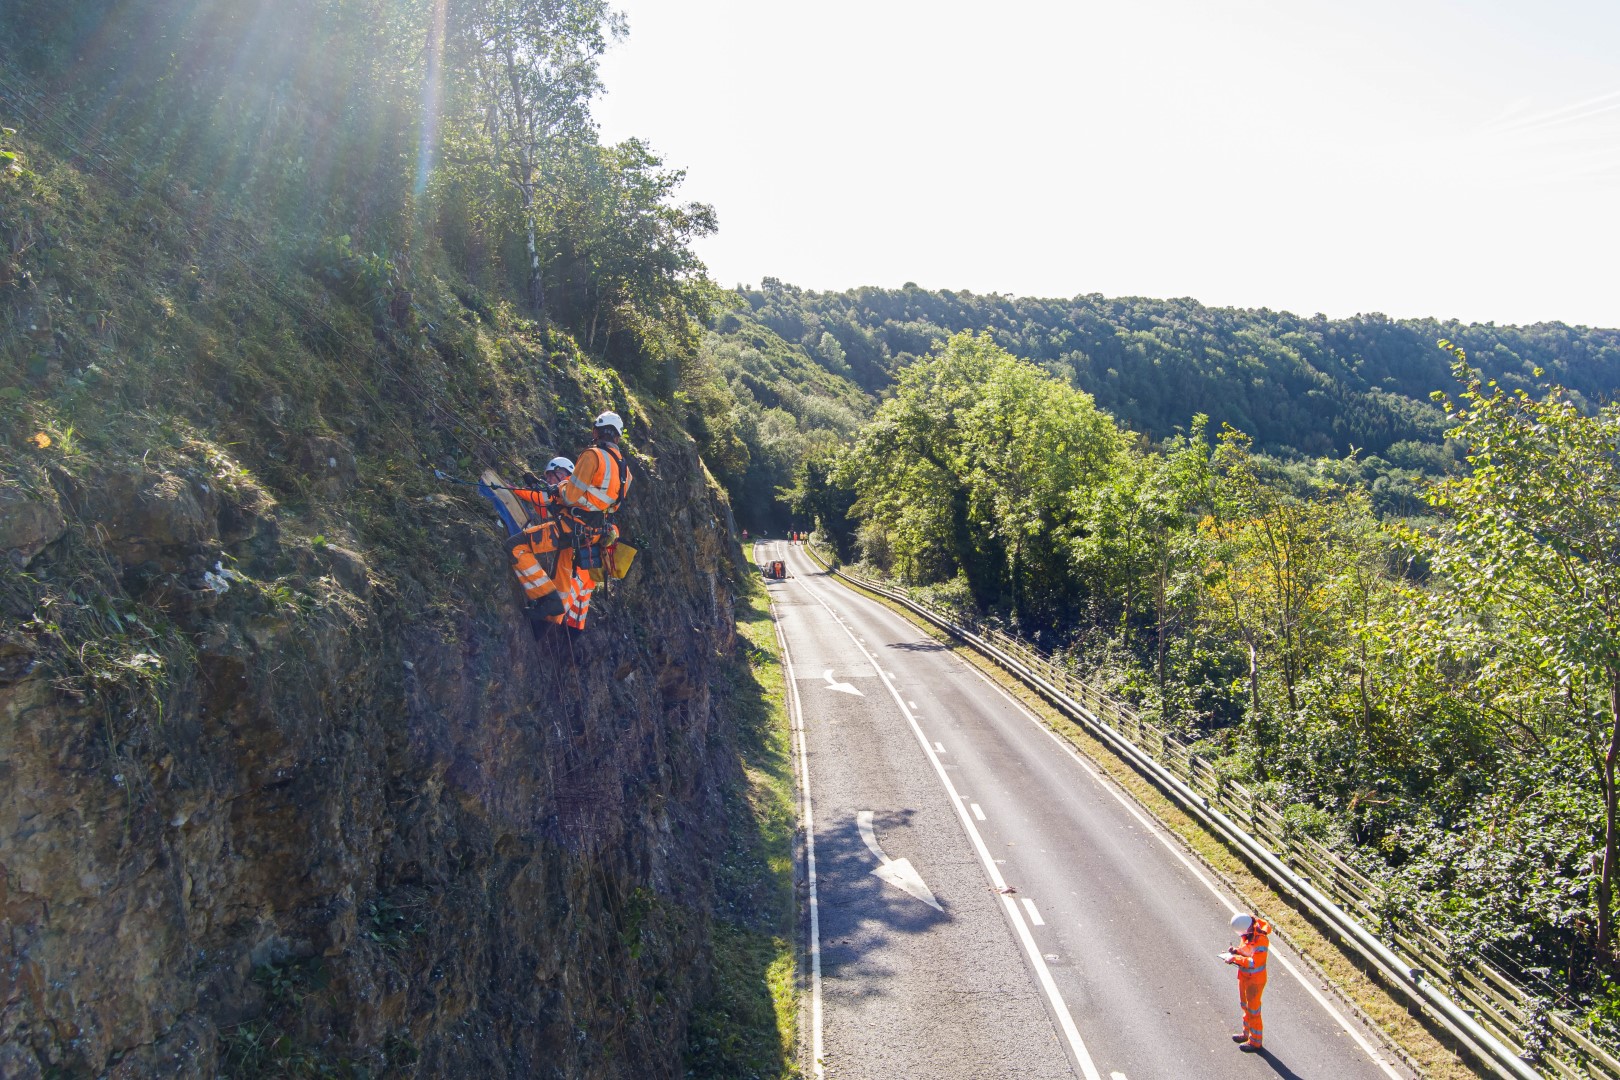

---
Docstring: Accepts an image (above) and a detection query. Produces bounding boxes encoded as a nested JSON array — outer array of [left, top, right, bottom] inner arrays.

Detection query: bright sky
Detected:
[[595, 0, 1620, 329]]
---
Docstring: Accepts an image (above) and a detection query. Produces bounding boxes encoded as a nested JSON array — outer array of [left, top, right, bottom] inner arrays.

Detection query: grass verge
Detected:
[[683, 577, 800, 1079], [812, 551, 1479, 1080]]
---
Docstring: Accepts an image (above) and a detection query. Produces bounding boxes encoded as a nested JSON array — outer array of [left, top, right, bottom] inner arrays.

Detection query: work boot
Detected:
[[1231, 1034, 1248, 1043], [1238, 1042, 1261, 1053]]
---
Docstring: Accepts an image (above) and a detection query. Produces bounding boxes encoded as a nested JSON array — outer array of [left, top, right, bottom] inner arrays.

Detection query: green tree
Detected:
[[1409, 343, 1620, 950], [450, 0, 623, 315], [843, 332, 1123, 624], [1199, 428, 1377, 748]]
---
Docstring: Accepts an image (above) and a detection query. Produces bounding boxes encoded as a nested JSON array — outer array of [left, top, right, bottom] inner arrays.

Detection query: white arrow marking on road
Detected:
[[821, 669, 864, 696], [857, 810, 943, 911]]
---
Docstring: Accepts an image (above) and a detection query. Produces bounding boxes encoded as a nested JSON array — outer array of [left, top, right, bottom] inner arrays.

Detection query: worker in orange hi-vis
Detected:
[[557, 411, 633, 633], [1222, 913, 1271, 1052], [508, 457, 575, 637]]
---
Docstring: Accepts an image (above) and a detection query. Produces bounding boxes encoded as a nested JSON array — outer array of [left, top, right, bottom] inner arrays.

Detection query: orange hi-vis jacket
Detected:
[[512, 486, 568, 552], [1230, 917, 1271, 980], [508, 485, 571, 605], [560, 444, 631, 516]]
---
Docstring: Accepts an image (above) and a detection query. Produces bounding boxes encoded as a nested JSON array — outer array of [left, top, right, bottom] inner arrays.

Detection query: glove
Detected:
[[521, 471, 541, 489]]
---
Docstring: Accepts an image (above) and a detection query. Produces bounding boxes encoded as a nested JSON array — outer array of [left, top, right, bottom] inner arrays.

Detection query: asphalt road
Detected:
[[759, 540, 1410, 1080]]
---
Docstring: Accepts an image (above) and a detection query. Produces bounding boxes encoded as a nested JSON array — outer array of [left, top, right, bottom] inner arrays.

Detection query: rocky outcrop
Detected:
[[0, 408, 743, 1078]]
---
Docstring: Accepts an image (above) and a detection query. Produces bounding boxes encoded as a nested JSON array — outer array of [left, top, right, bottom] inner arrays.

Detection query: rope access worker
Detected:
[[555, 410, 633, 632], [1222, 912, 1272, 1052], [508, 456, 575, 638]]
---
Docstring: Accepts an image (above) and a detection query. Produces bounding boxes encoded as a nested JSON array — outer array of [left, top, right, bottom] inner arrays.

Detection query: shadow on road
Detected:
[[884, 639, 949, 653], [1251, 1046, 1306, 1080], [814, 808, 951, 990]]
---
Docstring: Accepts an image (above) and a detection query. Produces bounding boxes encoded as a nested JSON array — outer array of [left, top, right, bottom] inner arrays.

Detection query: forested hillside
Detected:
[[709, 281, 1620, 516], [0, 3, 793, 1078]]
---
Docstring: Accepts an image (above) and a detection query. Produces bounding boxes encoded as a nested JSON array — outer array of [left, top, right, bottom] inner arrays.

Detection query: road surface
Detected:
[[759, 539, 1409, 1080]]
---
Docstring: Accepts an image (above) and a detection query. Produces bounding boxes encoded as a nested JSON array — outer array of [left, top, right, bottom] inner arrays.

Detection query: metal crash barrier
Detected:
[[804, 545, 1617, 1080]]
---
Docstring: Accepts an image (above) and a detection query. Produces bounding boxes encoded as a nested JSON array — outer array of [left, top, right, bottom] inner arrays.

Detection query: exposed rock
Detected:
[[0, 418, 747, 1078], [0, 486, 65, 567]]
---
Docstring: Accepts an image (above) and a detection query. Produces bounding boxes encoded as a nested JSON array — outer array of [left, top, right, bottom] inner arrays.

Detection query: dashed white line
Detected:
[[909, 700, 919, 708], [791, 568, 1103, 1080], [1023, 898, 1046, 926], [934, 741, 946, 753], [971, 803, 987, 821], [948, 627, 1406, 1080]]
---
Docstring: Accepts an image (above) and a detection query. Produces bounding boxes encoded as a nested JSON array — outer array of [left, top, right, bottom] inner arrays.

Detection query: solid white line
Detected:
[[940, 619, 1405, 1079], [1023, 898, 1046, 926], [971, 803, 987, 821], [790, 563, 1105, 1080], [772, 604, 825, 1079]]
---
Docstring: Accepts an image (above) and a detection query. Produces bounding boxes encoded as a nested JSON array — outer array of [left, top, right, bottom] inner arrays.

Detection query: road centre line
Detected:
[[772, 604, 825, 1079], [791, 570, 1104, 1080], [948, 633, 1405, 1079]]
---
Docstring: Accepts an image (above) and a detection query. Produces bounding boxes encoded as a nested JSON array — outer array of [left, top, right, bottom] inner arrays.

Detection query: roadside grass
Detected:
[[683, 577, 799, 1079], [814, 554, 1479, 1080]]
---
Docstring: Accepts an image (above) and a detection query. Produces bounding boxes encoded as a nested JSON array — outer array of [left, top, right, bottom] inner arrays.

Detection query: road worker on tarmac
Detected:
[[1223, 912, 1271, 1052], [508, 457, 575, 637], [555, 410, 633, 633]]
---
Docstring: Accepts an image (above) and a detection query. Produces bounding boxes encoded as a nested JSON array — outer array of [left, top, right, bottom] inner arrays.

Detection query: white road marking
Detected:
[[773, 606, 825, 1079], [1023, 898, 1046, 926], [948, 625, 1406, 1079], [909, 700, 919, 708], [971, 803, 987, 821], [820, 669, 864, 696], [857, 810, 943, 911], [1111, 1072, 1130, 1080], [790, 568, 1104, 1080], [934, 741, 946, 752]]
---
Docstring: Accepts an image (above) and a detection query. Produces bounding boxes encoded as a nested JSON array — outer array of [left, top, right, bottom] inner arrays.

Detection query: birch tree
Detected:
[[451, 0, 623, 315]]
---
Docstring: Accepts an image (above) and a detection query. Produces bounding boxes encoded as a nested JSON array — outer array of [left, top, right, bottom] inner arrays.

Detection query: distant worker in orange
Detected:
[[1222, 912, 1271, 1052], [556, 410, 633, 632], [508, 457, 575, 637]]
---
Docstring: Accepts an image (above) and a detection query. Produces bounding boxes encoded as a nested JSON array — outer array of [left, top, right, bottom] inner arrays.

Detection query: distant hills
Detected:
[[718, 279, 1620, 463]]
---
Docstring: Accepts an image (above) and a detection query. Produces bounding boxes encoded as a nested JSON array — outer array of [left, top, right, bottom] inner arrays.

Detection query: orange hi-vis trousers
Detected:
[[1239, 972, 1265, 1047], [511, 524, 563, 605], [565, 570, 596, 629]]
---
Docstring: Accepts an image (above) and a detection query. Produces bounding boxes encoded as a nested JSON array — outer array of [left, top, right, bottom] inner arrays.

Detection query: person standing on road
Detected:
[[1223, 912, 1271, 1052]]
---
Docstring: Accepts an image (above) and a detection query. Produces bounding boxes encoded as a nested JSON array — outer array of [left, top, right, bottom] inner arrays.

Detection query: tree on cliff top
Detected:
[[449, 0, 625, 317]]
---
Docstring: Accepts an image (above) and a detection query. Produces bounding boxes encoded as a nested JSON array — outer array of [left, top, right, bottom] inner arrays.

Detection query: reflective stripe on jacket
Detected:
[[561, 445, 631, 515]]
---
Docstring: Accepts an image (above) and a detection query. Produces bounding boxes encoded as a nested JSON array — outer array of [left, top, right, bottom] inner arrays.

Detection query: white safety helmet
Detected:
[[546, 456, 574, 474], [592, 410, 624, 435], [1231, 913, 1255, 934]]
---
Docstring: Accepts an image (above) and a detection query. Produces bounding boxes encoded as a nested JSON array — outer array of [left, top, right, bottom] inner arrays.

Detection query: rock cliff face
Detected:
[[0, 405, 744, 1077]]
